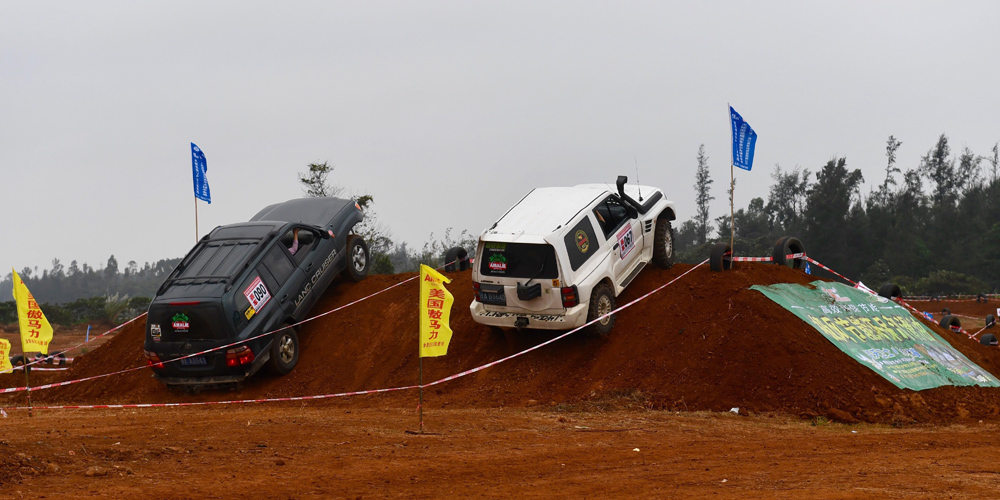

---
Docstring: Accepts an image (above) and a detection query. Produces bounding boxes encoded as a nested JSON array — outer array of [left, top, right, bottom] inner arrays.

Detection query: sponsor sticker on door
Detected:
[[244, 276, 271, 313], [616, 225, 635, 259]]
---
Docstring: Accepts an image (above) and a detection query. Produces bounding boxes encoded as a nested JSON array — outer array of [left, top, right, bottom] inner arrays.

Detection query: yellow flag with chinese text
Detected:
[[419, 264, 454, 358], [0, 339, 12, 374], [12, 269, 53, 354]]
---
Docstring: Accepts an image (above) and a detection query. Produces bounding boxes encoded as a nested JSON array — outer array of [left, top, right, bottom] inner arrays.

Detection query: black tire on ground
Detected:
[[980, 334, 998, 346], [710, 243, 732, 272], [585, 283, 616, 337], [939, 314, 961, 332], [987, 314, 996, 329], [265, 325, 300, 376], [10, 354, 24, 367], [772, 236, 806, 269], [443, 247, 470, 272], [652, 219, 675, 269], [345, 235, 369, 282], [877, 283, 902, 300], [977, 293, 987, 303], [942, 307, 951, 316]]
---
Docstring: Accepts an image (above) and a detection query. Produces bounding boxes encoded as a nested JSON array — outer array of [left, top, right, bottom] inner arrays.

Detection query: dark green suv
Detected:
[[144, 197, 368, 388]]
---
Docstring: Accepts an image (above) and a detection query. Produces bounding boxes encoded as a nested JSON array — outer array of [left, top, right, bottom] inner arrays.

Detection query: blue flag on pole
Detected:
[[191, 142, 211, 204], [730, 106, 757, 171]]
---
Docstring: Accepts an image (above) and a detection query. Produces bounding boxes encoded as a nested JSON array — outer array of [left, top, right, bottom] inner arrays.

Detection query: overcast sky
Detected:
[[3, 1, 999, 275]]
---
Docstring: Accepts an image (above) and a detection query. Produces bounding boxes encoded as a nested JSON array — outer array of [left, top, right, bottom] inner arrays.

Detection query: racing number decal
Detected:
[[616, 225, 635, 259], [243, 276, 271, 315]]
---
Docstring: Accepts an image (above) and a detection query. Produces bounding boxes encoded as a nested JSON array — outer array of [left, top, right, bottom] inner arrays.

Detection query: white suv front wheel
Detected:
[[653, 219, 675, 269]]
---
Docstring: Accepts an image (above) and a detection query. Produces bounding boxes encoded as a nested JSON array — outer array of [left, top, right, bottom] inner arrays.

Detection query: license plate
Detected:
[[180, 356, 207, 366], [480, 290, 507, 306]]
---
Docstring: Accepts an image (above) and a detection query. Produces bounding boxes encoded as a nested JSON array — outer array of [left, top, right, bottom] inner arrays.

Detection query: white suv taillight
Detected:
[[561, 286, 579, 308]]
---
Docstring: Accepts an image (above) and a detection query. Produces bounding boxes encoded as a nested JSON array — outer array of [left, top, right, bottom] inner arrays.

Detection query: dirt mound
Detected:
[[906, 299, 999, 320], [14, 264, 1000, 424]]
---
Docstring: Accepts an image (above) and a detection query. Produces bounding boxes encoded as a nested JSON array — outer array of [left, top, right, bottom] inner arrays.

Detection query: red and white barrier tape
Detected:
[[7, 260, 707, 411], [803, 257, 858, 286], [0, 258, 479, 395], [28, 385, 420, 410], [425, 260, 708, 389], [902, 296, 996, 302], [0, 273, 425, 395], [728, 252, 806, 263]]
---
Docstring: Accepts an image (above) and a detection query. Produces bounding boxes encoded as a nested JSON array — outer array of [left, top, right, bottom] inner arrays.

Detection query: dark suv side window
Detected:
[[280, 228, 318, 265], [261, 244, 295, 286], [593, 196, 630, 238]]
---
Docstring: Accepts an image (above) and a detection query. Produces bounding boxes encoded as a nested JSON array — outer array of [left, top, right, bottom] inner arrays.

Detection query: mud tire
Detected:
[[586, 283, 616, 337], [266, 325, 300, 376], [710, 243, 732, 272], [773, 236, 806, 269], [877, 283, 902, 300], [444, 247, 470, 272], [652, 220, 675, 269], [939, 315, 961, 332], [346, 235, 369, 282]]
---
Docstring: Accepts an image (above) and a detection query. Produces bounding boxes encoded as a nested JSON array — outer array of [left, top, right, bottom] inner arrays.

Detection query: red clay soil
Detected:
[[6, 263, 1000, 425], [906, 298, 1000, 322]]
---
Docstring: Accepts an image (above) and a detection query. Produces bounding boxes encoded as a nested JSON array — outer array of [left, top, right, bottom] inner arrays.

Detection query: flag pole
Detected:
[[418, 356, 424, 434], [195, 197, 199, 243], [728, 103, 735, 255]]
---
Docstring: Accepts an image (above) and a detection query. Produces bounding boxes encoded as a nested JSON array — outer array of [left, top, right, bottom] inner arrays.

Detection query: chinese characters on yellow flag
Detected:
[[0, 339, 13, 373], [12, 269, 53, 355], [419, 264, 454, 358]]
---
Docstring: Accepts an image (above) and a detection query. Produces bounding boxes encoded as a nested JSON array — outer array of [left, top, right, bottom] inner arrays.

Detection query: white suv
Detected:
[[470, 176, 677, 335]]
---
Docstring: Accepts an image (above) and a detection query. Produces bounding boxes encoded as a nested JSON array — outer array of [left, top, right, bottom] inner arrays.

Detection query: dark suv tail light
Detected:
[[561, 286, 579, 308], [472, 281, 481, 302], [226, 346, 255, 367], [144, 350, 163, 369]]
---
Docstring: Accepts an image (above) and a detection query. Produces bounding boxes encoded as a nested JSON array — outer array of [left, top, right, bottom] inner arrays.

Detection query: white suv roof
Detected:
[[484, 184, 660, 241]]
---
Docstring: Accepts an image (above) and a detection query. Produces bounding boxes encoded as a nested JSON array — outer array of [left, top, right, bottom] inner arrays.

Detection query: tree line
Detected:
[[0, 256, 180, 326], [675, 134, 1000, 296]]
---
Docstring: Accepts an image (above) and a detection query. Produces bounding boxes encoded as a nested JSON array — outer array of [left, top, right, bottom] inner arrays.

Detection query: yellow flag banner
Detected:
[[419, 264, 454, 358], [0, 339, 12, 374], [12, 269, 54, 355]]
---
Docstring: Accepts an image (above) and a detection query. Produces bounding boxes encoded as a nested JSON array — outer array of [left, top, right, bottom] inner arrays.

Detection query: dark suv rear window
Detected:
[[177, 241, 258, 278], [479, 242, 558, 279]]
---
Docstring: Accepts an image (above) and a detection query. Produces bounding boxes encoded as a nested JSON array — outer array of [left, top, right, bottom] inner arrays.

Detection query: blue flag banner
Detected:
[[191, 142, 211, 203], [730, 106, 758, 171]]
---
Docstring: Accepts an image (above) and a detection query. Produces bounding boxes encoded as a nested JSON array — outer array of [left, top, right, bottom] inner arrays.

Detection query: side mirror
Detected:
[[625, 205, 639, 219], [314, 225, 333, 239]]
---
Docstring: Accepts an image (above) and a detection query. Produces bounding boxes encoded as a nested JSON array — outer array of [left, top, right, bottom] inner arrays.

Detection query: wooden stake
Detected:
[[418, 356, 424, 434], [24, 362, 32, 418]]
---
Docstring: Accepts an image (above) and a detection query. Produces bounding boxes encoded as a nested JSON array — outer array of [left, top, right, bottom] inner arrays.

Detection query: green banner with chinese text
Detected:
[[751, 281, 999, 391]]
